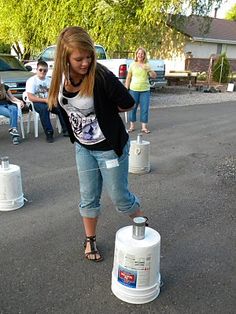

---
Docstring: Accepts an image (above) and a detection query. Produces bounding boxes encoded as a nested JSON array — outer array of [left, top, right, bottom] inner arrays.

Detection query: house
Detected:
[[167, 15, 236, 74]]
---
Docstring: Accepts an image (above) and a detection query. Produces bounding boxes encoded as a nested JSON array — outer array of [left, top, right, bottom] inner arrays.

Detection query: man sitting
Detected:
[[26, 60, 68, 143]]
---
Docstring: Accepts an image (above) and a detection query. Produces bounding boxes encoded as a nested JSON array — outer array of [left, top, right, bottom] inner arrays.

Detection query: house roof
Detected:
[[169, 15, 236, 44]]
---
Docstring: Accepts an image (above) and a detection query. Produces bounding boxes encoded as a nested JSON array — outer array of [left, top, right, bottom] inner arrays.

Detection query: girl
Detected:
[[48, 26, 146, 262]]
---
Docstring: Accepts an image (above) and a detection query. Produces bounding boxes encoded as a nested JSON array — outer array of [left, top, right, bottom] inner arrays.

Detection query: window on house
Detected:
[[217, 44, 222, 55]]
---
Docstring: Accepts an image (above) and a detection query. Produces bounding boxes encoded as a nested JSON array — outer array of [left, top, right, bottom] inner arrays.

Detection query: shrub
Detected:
[[197, 72, 207, 81], [212, 53, 231, 83]]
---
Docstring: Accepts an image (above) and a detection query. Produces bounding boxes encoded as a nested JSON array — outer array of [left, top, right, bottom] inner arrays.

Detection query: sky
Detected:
[[210, 0, 236, 18]]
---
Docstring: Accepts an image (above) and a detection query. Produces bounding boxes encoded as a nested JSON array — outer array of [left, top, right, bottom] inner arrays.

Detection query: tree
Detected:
[[0, 42, 10, 53], [0, 0, 224, 60], [225, 3, 236, 20], [212, 53, 231, 83]]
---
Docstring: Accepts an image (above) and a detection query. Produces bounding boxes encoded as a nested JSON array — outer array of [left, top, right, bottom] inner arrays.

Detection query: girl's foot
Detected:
[[84, 236, 103, 262]]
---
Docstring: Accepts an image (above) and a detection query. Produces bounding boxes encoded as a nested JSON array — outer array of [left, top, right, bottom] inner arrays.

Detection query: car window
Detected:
[[96, 46, 106, 60], [0, 55, 26, 71], [39, 46, 55, 61]]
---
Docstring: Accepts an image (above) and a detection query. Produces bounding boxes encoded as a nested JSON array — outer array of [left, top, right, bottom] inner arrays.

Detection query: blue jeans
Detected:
[[0, 104, 18, 128], [75, 141, 140, 218], [33, 102, 67, 135], [128, 90, 150, 123]]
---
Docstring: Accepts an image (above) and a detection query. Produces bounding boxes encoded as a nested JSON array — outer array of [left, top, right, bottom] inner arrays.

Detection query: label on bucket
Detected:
[[115, 251, 152, 288], [118, 266, 137, 288]]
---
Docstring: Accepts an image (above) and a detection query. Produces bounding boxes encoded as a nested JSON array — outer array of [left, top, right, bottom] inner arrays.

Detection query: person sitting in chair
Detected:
[[26, 60, 68, 143], [0, 82, 24, 145]]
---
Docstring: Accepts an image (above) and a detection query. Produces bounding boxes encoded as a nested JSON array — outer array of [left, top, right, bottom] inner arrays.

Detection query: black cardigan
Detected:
[[58, 65, 135, 157]]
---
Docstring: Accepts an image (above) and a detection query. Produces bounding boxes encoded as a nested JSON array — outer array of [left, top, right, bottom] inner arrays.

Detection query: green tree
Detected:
[[225, 4, 236, 20], [0, 42, 10, 53], [212, 53, 231, 83], [0, 0, 224, 60]]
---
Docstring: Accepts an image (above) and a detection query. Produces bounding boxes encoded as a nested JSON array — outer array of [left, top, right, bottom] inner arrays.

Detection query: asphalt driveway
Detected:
[[0, 98, 235, 314]]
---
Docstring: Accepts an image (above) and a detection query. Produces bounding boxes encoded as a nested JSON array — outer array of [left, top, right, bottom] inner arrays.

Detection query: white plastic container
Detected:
[[0, 157, 24, 211], [129, 134, 150, 174], [111, 218, 161, 304], [227, 83, 234, 92]]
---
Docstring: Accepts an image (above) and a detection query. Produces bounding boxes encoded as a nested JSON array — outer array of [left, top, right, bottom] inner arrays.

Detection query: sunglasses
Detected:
[[38, 68, 48, 73]]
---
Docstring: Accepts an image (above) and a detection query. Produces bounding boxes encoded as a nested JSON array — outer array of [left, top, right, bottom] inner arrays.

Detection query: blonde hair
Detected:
[[134, 47, 148, 63], [48, 26, 97, 109]]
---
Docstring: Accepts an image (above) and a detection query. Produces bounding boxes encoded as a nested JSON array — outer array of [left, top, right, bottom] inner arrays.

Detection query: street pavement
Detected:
[[0, 94, 236, 314]]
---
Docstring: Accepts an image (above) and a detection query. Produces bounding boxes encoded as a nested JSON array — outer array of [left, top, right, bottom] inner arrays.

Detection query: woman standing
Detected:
[[48, 26, 145, 262], [125, 47, 157, 134], [0, 83, 24, 144]]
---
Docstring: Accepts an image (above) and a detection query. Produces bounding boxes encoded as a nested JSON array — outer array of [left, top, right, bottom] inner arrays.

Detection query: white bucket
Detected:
[[129, 134, 150, 174], [111, 224, 161, 304], [0, 158, 24, 211]]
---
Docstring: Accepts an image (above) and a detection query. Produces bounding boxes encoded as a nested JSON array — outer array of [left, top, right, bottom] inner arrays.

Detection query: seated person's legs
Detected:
[[33, 102, 54, 142], [50, 106, 69, 136], [0, 104, 20, 144]]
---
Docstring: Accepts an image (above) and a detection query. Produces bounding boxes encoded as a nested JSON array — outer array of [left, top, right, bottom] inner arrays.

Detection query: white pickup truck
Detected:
[[25, 45, 167, 89]]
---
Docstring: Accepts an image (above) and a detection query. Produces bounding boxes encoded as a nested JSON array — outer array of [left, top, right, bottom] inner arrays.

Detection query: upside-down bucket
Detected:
[[129, 134, 150, 174], [111, 217, 161, 304], [0, 156, 24, 211]]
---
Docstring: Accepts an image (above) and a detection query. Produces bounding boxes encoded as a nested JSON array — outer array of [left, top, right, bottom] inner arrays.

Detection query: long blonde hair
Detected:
[[48, 26, 97, 109], [134, 47, 148, 63]]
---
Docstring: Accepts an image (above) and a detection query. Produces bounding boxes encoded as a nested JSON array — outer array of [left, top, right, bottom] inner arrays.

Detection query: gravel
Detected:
[[151, 86, 236, 108], [216, 155, 236, 183]]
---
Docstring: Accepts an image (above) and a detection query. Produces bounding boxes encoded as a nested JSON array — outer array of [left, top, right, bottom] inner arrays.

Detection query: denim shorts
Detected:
[[75, 141, 140, 218]]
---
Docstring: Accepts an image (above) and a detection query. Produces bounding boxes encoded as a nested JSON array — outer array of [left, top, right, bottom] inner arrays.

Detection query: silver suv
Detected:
[[0, 54, 34, 98]]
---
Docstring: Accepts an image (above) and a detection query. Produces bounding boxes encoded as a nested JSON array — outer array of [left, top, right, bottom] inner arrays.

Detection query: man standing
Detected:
[[26, 60, 68, 143]]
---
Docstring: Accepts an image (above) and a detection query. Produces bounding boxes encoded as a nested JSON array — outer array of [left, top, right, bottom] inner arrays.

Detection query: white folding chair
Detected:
[[22, 91, 62, 138], [22, 91, 40, 137], [12, 100, 26, 139], [0, 101, 25, 139]]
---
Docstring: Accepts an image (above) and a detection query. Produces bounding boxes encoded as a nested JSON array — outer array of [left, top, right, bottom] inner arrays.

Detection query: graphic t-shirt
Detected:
[[26, 76, 51, 99], [59, 88, 106, 146]]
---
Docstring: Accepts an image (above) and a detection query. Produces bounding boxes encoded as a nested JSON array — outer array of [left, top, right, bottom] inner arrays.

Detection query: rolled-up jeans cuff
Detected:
[[79, 205, 101, 218], [116, 195, 140, 215]]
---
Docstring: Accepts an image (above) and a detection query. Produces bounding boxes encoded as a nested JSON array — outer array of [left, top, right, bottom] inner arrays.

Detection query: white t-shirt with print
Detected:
[[58, 86, 105, 145], [26, 75, 51, 99]]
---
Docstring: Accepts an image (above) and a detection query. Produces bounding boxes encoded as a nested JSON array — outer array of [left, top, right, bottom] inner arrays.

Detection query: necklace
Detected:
[[69, 76, 83, 87]]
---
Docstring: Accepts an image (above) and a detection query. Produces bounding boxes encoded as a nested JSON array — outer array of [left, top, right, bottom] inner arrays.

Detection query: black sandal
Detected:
[[83, 236, 103, 262]]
